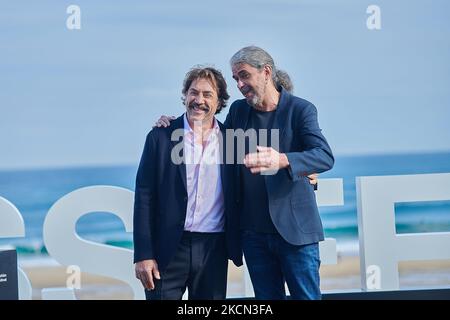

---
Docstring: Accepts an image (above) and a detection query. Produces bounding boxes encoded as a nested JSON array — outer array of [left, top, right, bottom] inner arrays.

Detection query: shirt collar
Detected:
[[183, 113, 219, 135]]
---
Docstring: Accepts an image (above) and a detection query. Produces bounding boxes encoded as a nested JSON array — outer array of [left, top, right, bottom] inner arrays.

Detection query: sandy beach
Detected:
[[21, 255, 450, 300]]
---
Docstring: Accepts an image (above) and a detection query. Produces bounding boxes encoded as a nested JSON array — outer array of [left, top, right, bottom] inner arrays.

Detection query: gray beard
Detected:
[[247, 94, 260, 107], [247, 86, 265, 108]]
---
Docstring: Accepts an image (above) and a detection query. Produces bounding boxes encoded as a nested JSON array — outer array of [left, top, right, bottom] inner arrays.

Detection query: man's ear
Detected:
[[263, 65, 272, 81]]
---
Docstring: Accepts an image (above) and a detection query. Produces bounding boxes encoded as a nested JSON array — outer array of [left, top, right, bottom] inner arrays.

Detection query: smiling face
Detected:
[[184, 77, 219, 126], [232, 63, 268, 107]]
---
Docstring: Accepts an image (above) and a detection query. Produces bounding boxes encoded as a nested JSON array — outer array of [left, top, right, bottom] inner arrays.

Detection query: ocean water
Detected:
[[320, 152, 450, 242], [0, 152, 449, 256]]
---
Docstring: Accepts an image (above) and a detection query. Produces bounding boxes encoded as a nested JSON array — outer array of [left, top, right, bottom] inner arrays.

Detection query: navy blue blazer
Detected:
[[224, 88, 334, 245], [133, 115, 243, 272]]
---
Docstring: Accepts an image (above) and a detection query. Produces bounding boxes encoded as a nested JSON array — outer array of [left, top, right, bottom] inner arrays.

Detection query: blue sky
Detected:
[[1, 0, 449, 169]]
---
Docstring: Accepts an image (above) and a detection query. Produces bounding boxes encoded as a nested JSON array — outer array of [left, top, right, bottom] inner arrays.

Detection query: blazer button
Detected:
[[184, 196, 188, 202]]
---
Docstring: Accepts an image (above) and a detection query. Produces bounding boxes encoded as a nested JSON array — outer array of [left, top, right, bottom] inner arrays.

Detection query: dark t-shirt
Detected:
[[240, 108, 278, 233]]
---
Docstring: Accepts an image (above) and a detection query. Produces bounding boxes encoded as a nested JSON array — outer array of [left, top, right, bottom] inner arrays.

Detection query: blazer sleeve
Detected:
[[133, 132, 158, 263], [285, 103, 334, 181]]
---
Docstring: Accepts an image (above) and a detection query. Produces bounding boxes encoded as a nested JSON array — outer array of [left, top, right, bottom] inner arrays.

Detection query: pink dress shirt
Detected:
[[183, 114, 225, 232]]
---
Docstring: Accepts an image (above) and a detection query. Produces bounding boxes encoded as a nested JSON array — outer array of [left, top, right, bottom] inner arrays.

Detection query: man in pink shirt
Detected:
[[133, 67, 242, 299]]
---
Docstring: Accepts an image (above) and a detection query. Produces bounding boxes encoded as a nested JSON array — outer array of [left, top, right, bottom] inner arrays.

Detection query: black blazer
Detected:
[[133, 115, 243, 272], [224, 88, 334, 246]]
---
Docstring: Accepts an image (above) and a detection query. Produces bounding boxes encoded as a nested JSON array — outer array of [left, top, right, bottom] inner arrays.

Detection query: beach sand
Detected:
[[22, 255, 450, 299]]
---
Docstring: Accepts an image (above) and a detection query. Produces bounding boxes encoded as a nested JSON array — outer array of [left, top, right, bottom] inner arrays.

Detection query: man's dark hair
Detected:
[[181, 66, 230, 114]]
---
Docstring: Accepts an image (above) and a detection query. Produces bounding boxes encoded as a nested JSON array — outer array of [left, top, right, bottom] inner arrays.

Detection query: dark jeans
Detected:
[[145, 231, 228, 300], [242, 230, 321, 300]]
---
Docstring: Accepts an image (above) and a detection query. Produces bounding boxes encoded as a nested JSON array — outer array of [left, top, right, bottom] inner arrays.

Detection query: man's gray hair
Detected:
[[230, 46, 293, 93]]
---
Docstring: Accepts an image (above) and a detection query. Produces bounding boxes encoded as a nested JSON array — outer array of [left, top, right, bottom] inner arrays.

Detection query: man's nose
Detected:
[[237, 80, 245, 90], [195, 95, 205, 104]]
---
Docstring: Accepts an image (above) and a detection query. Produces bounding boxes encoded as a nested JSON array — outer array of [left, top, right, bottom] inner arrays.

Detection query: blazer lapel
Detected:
[[218, 122, 227, 193], [235, 102, 251, 130], [271, 88, 290, 153], [170, 115, 187, 192], [229, 102, 251, 204]]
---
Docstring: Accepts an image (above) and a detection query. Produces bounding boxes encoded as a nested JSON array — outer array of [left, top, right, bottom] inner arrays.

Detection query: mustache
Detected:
[[189, 102, 210, 112]]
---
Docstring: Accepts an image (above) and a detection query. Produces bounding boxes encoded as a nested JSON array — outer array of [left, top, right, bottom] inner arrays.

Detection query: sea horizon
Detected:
[[1, 151, 449, 263]]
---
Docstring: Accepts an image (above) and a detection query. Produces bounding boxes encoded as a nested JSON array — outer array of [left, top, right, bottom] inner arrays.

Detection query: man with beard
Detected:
[[225, 46, 334, 300], [133, 66, 242, 300]]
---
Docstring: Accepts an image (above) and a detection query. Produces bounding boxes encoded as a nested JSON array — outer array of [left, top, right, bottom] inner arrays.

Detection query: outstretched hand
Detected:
[[153, 115, 176, 128]]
